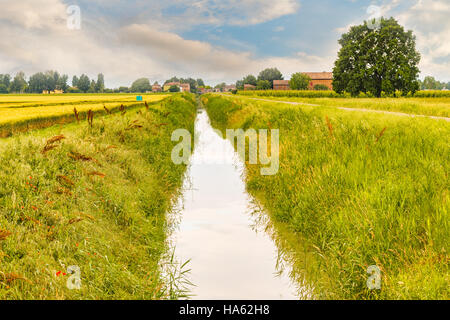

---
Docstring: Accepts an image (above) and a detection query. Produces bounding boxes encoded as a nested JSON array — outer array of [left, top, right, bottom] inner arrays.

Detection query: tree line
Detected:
[[235, 68, 327, 91], [0, 71, 105, 94]]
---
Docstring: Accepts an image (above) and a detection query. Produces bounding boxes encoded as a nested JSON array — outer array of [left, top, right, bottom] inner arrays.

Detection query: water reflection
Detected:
[[169, 109, 302, 300]]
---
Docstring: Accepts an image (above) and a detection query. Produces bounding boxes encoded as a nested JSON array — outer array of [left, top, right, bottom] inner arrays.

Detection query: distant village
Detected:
[[151, 71, 333, 94]]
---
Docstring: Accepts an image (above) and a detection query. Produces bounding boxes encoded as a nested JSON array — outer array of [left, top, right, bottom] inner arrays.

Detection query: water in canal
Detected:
[[169, 109, 301, 300]]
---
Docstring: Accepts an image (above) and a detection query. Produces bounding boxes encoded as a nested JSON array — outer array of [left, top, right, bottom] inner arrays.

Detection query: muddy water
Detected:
[[170, 109, 300, 300]]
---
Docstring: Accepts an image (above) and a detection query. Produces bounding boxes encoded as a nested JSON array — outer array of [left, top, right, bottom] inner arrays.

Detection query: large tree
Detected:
[[28, 72, 47, 93], [130, 78, 151, 92], [256, 80, 271, 90], [333, 17, 421, 97], [9, 72, 27, 93], [257, 68, 283, 89], [289, 72, 311, 90], [77, 74, 91, 93], [242, 75, 257, 86], [95, 73, 105, 93]]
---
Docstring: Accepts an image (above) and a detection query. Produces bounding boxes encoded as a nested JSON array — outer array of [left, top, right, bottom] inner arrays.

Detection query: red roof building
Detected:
[[273, 80, 290, 90], [302, 72, 333, 90]]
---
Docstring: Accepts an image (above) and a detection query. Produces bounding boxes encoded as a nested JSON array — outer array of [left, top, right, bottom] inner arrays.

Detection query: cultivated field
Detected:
[[235, 91, 450, 118], [0, 93, 196, 299], [0, 94, 168, 137], [203, 94, 449, 299]]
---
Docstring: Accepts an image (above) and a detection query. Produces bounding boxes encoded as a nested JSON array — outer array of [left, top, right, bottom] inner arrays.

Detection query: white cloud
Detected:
[[334, 0, 450, 81], [395, 0, 450, 81], [0, 0, 306, 87]]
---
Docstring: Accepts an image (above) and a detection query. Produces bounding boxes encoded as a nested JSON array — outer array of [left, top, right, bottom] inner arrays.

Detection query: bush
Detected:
[[313, 84, 330, 91]]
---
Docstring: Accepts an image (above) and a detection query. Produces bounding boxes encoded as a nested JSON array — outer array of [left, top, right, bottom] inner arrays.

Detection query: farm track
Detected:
[[240, 96, 450, 122]]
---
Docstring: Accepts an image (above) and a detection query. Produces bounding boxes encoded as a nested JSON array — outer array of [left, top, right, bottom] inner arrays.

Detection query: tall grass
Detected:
[[236, 95, 450, 118], [0, 93, 197, 299], [203, 94, 449, 300], [238, 89, 450, 99]]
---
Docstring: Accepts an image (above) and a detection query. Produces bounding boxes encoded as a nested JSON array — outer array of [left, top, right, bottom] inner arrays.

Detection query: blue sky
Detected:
[[0, 0, 448, 87]]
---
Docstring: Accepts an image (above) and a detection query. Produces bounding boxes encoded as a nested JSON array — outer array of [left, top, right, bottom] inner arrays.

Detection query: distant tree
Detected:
[[72, 75, 79, 87], [57, 74, 69, 92], [196, 78, 205, 87], [88, 80, 97, 93], [423, 76, 438, 90], [289, 72, 311, 90], [333, 17, 420, 97], [0, 74, 11, 89], [236, 80, 244, 90], [256, 80, 271, 90], [169, 85, 180, 92], [257, 68, 283, 89], [182, 78, 198, 93], [242, 75, 257, 86], [95, 73, 105, 93], [165, 76, 180, 84], [9, 72, 27, 93], [131, 78, 151, 92], [118, 86, 129, 93], [0, 84, 8, 93], [314, 84, 330, 91], [447, 82, 450, 90], [77, 74, 91, 93], [28, 72, 47, 93], [214, 82, 226, 90]]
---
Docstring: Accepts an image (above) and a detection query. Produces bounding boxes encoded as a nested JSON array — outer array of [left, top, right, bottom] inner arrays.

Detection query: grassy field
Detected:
[[238, 89, 450, 99], [0, 93, 197, 299], [0, 94, 169, 138], [203, 94, 449, 299], [234, 93, 450, 118]]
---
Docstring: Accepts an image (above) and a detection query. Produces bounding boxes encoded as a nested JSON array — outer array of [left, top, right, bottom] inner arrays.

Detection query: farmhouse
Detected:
[[303, 72, 333, 90], [163, 82, 179, 91], [244, 84, 256, 91], [273, 80, 290, 90], [42, 89, 64, 94], [152, 82, 162, 92], [180, 83, 191, 92], [223, 84, 236, 92], [163, 82, 190, 92]]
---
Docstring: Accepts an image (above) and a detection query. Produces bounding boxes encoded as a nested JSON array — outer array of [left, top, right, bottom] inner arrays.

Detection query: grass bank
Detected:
[[0, 93, 197, 299], [203, 94, 449, 300]]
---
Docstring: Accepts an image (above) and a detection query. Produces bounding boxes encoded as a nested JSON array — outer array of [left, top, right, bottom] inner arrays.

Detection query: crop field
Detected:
[[0, 94, 168, 137], [203, 94, 449, 299], [0, 93, 197, 299], [235, 92, 450, 118]]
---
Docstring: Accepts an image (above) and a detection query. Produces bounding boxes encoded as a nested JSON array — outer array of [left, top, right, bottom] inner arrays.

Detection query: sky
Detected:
[[0, 0, 449, 88]]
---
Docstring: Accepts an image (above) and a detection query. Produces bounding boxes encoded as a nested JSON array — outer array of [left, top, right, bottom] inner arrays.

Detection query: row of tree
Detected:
[[0, 71, 105, 93], [235, 68, 331, 91], [236, 68, 284, 90], [419, 76, 450, 90]]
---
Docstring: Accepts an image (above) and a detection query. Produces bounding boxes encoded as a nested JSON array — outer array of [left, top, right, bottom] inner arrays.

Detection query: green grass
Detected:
[[0, 93, 197, 299], [232, 94, 450, 118], [203, 94, 449, 300], [238, 89, 450, 99]]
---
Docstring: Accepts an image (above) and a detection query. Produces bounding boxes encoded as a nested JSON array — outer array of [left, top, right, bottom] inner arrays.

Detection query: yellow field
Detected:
[[0, 94, 169, 137]]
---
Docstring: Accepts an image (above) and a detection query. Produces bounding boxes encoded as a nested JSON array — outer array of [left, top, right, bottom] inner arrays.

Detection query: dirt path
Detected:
[[239, 96, 450, 122]]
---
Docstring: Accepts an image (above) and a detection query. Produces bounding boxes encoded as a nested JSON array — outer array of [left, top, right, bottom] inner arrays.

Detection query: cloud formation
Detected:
[[0, 0, 447, 88]]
